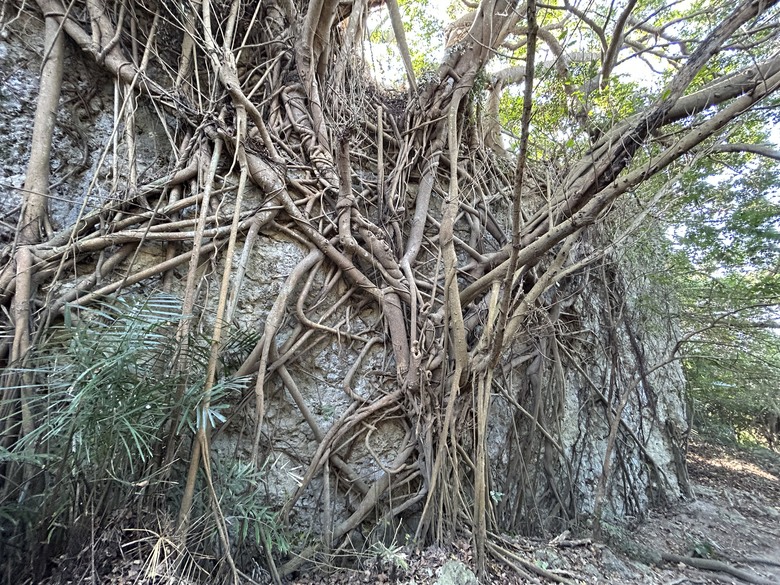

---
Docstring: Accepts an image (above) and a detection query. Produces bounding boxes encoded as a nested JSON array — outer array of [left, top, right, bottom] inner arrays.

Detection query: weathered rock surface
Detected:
[[1, 9, 690, 551]]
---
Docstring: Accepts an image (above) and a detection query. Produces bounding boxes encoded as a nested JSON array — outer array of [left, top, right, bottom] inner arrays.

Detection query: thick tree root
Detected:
[[661, 553, 779, 585]]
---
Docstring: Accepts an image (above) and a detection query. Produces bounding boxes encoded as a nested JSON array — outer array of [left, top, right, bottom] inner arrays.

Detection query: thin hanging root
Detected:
[[278, 439, 416, 578], [184, 128, 250, 581], [177, 137, 224, 537], [487, 540, 581, 584], [280, 390, 404, 520], [225, 212, 264, 322], [251, 248, 323, 462], [46, 242, 135, 315], [272, 348, 369, 495], [473, 368, 493, 576], [233, 277, 356, 381], [279, 402, 361, 521], [200, 134, 249, 405], [342, 336, 381, 402], [200, 436, 241, 585]]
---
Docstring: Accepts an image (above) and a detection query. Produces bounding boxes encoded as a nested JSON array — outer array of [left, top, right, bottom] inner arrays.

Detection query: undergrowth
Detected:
[[0, 293, 285, 582]]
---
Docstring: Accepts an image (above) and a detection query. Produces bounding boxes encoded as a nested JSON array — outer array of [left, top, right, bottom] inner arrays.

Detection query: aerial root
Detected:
[[660, 553, 779, 585], [486, 539, 578, 585]]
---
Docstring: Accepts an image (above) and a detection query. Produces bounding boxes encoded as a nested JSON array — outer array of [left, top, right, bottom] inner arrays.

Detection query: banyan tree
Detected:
[[1, 0, 778, 580]]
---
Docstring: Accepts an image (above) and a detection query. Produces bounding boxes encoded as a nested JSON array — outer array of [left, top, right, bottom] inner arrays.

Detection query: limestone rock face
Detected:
[[0, 28, 166, 245], [1, 12, 690, 548], [487, 253, 690, 534]]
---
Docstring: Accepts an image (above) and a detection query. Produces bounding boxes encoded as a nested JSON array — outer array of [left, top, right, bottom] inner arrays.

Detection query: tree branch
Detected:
[[711, 142, 780, 161]]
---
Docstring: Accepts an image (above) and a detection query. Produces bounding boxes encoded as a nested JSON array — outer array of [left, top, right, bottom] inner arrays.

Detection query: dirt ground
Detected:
[[290, 441, 780, 584]]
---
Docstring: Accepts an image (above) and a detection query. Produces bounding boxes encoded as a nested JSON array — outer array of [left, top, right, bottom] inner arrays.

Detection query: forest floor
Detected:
[[290, 441, 780, 585], [37, 441, 780, 584]]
